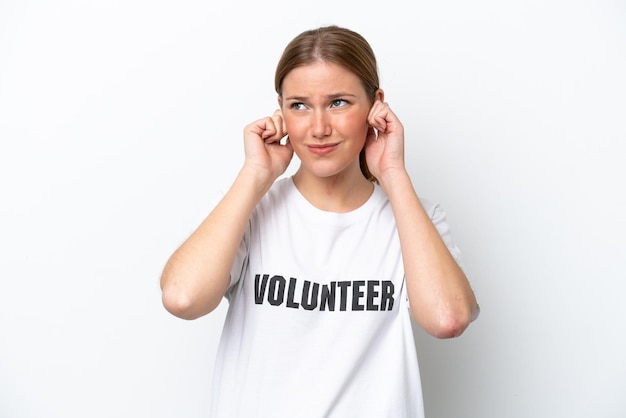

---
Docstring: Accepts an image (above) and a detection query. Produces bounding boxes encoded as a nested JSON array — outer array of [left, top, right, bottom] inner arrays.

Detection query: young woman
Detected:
[[161, 25, 479, 417]]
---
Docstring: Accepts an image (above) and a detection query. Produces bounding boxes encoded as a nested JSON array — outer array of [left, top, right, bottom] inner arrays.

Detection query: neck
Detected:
[[292, 165, 374, 213]]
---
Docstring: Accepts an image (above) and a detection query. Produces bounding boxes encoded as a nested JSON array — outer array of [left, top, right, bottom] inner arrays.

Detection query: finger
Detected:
[[260, 117, 278, 141], [262, 111, 286, 144], [369, 114, 388, 133], [365, 126, 378, 145], [368, 101, 400, 133], [263, 118, 285, 144], [272, 109, 287, 138], [367, 101, 388, 131]]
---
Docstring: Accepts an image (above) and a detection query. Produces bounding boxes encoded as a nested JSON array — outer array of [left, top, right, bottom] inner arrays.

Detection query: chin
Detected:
[[299, 160, 357, 179]]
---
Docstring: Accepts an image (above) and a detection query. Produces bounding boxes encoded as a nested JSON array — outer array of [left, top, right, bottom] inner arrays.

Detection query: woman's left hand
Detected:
[[364, 100, 406, 182]]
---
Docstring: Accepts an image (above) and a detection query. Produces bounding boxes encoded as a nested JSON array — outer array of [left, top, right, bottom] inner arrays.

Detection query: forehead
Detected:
[[281, 61, 364, 97]]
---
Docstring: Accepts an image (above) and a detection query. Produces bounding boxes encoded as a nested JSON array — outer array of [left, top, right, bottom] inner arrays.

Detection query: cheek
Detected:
[[284, 118, 303, 139], [339, 113, 369, 140]]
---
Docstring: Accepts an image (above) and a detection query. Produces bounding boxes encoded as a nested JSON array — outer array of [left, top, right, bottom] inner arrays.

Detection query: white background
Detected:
[[1, 1, 625, 417]]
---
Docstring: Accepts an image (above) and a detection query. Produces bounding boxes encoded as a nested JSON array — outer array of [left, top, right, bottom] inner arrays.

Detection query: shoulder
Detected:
[[250, 176, 299, 222], [259, 176, 296, 207]]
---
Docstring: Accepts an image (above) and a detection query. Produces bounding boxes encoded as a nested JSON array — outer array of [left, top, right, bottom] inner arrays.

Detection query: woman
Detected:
[[161, 25, 479, 417]]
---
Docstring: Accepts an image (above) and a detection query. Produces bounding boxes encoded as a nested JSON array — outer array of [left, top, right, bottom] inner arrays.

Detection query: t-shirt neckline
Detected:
[[284, 176, 384, 226]]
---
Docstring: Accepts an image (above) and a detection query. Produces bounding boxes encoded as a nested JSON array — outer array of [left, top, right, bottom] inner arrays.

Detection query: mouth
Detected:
[[307, 143, 339, 156]]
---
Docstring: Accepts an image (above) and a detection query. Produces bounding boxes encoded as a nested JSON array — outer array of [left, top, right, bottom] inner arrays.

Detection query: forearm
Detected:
[[379, 169, 478, 338], [160, 166, 274, 319]]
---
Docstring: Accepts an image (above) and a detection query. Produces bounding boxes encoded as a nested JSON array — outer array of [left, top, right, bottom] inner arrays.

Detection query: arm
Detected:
[[366, 101, 478, 338], [160, 112, 293, 320], [380, 170, 478, 338]]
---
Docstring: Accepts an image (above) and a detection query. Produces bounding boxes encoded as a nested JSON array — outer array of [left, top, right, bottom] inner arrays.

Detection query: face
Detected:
[[278, 61, 374, 180]]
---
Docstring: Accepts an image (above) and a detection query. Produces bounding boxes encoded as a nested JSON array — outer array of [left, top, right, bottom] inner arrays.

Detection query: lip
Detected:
[[307, 143, 339, 155]]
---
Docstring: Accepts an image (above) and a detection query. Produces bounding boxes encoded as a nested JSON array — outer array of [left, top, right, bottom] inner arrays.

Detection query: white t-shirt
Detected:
[[210, 177, 465, 418]]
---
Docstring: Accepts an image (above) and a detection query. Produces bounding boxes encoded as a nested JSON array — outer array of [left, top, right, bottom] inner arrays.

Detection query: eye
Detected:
[[330, 99, 348, 108], [290, 102, 306, 110]]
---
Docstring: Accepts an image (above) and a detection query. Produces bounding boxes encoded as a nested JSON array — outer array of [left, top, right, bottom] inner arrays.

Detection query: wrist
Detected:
[[376, 167, 411, 193], [240, 162, 279, 191]]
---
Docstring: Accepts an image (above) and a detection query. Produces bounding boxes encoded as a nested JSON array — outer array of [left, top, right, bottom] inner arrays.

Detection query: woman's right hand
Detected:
[[242, 110, 294, 182]]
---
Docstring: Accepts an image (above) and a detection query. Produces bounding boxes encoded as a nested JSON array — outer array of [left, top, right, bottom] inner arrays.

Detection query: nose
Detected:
[[311, 110, 331, 139]]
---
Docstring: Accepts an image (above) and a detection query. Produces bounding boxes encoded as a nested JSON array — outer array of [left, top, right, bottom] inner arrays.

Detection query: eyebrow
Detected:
[[283, 92, 358, 101]]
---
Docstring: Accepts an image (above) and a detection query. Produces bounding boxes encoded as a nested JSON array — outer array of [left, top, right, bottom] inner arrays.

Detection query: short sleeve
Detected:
[[419, 198, 466, 273], [228, 220, 250, 290]]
